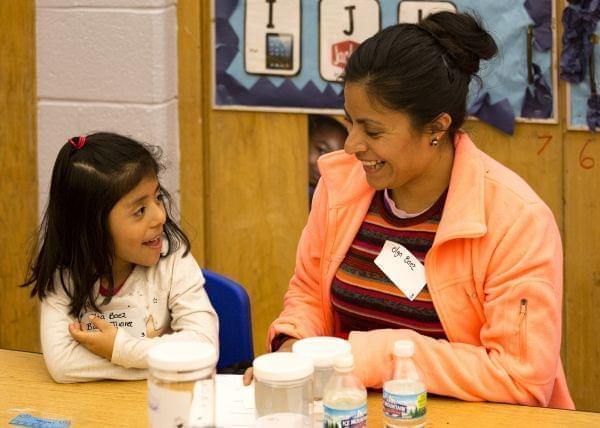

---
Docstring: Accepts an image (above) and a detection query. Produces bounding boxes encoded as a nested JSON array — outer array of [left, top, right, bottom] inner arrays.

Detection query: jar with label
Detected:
[[253, 352, 314, 428], [292, 336, 352, 425], [147, 341, 217, 428]]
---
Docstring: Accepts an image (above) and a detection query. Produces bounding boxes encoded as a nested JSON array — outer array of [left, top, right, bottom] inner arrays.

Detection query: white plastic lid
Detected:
[[253, 352, 314, 382], [333, 353, 354, 372], [393, 340, 414, 357], [291, 336, 352, 368], [147, 341, 217, 371]]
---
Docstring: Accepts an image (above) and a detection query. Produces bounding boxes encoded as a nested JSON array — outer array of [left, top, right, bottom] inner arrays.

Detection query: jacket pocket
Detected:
[[516, 298, 528, 363]]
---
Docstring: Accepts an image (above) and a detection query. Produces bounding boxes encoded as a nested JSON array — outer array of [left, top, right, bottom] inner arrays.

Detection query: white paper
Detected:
[[215, 374, 256, 427], [374, 240, 427, 301]]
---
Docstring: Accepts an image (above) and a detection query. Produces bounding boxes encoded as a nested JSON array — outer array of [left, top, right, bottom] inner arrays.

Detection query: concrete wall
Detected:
[[36, 0, 179, 215]]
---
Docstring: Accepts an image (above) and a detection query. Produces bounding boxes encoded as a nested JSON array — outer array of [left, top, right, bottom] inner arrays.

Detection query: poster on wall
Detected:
[[213, 0, 558, 134], [561, 1, 600, 131]]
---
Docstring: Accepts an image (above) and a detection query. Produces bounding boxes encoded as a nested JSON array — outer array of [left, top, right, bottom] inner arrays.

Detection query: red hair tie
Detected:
[[68, 136, 87, 150]]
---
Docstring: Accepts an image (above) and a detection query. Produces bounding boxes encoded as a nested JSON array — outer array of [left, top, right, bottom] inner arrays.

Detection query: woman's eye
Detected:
[[156, 193, 164, 202], [134, 207, 145, 217], [366, 130, 382, 138]]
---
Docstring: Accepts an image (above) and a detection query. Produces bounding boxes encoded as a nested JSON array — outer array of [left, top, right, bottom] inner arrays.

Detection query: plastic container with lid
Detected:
[[253, 352, 314, 427], [292, 336, 352, 401], [147, 341, 217, 428]]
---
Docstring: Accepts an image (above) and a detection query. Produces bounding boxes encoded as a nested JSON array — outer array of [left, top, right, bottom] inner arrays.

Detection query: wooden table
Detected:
[[1, 349, 598, 427]]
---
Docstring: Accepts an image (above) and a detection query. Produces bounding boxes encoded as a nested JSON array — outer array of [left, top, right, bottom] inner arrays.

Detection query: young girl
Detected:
[[23, 132, 218, 383]]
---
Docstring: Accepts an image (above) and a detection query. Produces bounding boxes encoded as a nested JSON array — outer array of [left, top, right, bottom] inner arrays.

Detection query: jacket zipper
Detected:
[[517, 299, 528, 362]]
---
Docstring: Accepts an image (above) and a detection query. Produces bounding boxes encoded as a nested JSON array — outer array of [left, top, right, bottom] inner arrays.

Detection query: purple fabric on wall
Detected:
[[524, 0, 553, 51], [468, 93, 515, 135], [587, 93, 600, 130], [560, 0, 600, 83], [521, 63, 553, 118]]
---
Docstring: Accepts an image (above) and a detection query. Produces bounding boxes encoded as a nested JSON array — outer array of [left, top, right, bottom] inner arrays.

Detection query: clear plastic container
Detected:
[[323, 353, 368, 427], [292, 336, 352, 426], [383, 340, 427, 428], [253, 352, 314, 428], [147, 341, 217, 428], [292, 336, 352, 401]]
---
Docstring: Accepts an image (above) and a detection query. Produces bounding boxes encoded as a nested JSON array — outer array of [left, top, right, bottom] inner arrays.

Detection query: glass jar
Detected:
[[253, 352, 314, 428], [292, 336, 352, 424], [147, 341, 217, 428]]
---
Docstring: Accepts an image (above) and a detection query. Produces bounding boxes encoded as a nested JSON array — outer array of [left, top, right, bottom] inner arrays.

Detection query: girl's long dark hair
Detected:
[[22, 132, 190, 317]]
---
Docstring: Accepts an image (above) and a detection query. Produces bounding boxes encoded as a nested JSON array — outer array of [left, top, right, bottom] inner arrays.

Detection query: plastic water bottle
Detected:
[[382, 340, 426, 427], [322, 354, 367, 428]]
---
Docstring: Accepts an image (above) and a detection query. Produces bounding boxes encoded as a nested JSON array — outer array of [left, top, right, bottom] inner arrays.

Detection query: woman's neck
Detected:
[[390, 138, 455, 213]]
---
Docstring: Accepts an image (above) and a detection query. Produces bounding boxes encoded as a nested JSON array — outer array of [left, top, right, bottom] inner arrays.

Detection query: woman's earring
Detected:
[[430, 136, 439, 147]]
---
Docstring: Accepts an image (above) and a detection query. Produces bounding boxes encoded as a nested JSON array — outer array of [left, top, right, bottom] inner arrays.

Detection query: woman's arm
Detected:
[[267, 180, 332, 349], [349, 203, 566, 407]]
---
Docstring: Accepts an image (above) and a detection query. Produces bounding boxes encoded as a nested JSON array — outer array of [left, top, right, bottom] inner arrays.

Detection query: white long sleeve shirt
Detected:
[[40, 247, 219, 383]]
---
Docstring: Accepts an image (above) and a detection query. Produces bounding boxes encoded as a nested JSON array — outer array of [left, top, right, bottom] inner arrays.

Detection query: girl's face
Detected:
[[108, 175, 166, 280], [343, 82, 441, 193]]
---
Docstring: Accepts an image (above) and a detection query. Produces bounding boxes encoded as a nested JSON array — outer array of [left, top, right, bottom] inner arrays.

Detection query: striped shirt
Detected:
[[331, 189, 448, 340]]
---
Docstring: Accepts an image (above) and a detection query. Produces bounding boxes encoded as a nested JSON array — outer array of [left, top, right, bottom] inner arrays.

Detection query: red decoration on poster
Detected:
[[331, 40, 360, 69]]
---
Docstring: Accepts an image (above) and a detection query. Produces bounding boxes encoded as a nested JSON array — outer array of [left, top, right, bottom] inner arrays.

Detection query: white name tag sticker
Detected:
[[374, 240, 427, 301], [81, 308, 146, 338]]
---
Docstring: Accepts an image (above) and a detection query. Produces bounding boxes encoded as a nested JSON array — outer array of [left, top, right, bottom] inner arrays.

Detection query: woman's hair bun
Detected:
[[418, 11, 498, 75]]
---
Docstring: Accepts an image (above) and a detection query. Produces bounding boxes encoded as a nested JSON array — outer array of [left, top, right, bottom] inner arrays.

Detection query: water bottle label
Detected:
[[323, 403, 367, 428], [383, 390, 427, 420]]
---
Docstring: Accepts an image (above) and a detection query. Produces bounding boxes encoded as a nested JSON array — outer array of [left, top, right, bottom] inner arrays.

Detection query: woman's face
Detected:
[[343, 82, 441, 193]]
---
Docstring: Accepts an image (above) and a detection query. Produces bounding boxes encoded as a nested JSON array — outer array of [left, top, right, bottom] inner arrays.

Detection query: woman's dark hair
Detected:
[[343, 11, 498, 137], [22, 132, 190, 316]]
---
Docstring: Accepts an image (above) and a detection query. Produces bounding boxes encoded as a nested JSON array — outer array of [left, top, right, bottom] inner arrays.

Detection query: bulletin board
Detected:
[[566, 22, 600, 131], [213, 0, 557, 134]]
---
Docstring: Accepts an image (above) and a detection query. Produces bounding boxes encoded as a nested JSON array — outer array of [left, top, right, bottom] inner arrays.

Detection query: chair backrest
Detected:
[[202, 268, 254, 370]]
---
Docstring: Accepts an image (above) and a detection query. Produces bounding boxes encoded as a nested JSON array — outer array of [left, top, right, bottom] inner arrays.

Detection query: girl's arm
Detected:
[[110, 251, 219, 369], [40, 285, 147, 383]]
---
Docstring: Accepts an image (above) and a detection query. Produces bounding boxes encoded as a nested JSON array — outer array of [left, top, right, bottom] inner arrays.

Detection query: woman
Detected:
[[254, 12, 574, 409]]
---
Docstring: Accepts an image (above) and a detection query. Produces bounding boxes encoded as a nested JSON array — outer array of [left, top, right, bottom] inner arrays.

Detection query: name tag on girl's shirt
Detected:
[[80, 308, 146, 338], [374, 240, 427, 301]]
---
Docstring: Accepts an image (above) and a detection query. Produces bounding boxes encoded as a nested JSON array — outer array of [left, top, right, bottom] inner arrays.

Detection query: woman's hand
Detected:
[[69, 315, 117, 361], [242, 338, 298, 386]]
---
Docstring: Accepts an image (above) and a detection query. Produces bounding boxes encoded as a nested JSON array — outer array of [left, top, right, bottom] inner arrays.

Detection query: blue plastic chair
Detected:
[[202, 268, 254, 371]]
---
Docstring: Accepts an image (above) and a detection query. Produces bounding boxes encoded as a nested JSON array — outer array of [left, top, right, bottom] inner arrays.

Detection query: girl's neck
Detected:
[[103, 262, 135, 289], [390, 137, 455, 213]]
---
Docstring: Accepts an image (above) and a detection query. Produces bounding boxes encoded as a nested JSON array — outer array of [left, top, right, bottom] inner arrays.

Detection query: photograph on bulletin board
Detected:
[[213, 0, 557, 135], [561, 1, 600, 131]]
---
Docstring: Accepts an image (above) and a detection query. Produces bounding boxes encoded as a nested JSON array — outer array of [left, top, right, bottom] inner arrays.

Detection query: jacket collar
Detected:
[[318, 132, 487, 245]]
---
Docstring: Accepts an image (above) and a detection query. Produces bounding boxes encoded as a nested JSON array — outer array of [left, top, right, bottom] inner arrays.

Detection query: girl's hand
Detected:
[[69, 315, 117, 361], [242, 338, 298, 386]]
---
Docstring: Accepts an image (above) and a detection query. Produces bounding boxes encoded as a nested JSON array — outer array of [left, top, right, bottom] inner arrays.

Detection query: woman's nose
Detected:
[[344, 130, 367, 155]]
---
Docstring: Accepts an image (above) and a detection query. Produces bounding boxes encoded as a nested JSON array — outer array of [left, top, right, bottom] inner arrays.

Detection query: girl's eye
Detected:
[[156, 193, 164, 202], [134, 207, 146, 217]]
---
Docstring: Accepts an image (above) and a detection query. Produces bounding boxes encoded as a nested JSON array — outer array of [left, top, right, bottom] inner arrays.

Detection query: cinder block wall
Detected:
[[36, 0, 179, 215]]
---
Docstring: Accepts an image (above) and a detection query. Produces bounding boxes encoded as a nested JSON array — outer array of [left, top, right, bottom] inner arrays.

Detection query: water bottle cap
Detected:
[[333, 353, 354, 371], [393, 340, 414, 357]]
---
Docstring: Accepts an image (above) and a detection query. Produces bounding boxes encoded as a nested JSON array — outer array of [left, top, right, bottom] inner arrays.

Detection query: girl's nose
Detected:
[[152, 200, 167, 226]]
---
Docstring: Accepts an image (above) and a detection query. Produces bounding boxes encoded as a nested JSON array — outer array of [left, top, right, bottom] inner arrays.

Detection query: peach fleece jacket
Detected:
[[268, 132, 574, 409]]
